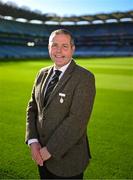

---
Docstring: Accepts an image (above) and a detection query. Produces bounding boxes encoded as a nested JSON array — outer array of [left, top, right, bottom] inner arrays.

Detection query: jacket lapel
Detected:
[[40, 67, 53, 107], [45, 60, 76, 108]]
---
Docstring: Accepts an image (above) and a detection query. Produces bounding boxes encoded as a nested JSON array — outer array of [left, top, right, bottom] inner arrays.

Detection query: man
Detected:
[[25, 29, 96, 179]]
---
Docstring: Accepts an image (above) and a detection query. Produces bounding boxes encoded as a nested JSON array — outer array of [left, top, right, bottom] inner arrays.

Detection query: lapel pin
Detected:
[[59, 93, 66, 104], [60, 97, 64, 103]]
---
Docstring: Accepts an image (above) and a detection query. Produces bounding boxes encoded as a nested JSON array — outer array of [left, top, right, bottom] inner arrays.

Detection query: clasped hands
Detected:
[[30, 142, 51, 166]]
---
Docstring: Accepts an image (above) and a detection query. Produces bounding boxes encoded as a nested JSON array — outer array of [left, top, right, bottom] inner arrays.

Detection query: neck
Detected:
[[54, 65, 61, 70], [54, 60, 72, 70]]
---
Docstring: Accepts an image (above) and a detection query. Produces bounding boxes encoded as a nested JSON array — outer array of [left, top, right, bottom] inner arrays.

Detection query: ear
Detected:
[[48, 44, 50, 50], [72, 45, 75, 52]]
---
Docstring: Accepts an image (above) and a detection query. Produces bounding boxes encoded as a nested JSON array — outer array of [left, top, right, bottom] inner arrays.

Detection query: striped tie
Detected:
[[44, 70, 61, 106]]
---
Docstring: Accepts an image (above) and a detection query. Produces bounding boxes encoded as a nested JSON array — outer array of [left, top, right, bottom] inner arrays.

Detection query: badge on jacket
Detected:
[[59, 93, 66, 103]]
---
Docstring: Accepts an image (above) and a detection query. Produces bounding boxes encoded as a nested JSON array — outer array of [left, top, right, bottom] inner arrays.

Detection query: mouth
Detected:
[[55, 55, 65, 59]]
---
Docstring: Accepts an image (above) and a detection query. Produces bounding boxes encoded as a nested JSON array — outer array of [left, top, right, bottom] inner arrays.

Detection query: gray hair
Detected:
[[49, 29, 75, 46]]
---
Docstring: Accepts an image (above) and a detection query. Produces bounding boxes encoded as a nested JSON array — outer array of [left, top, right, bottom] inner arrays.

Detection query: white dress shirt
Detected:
[[28, 60, 72, 145]]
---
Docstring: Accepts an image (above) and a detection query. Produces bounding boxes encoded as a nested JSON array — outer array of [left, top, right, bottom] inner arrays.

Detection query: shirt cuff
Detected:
[[28, 138, 39, 146]]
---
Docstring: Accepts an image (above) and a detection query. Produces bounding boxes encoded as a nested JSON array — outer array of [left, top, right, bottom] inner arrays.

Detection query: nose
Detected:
[[56, 46, 62, 53]]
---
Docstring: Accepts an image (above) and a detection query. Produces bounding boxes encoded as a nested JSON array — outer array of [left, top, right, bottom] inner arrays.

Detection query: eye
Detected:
[[52, 43, 57, 48], [63, 44, 68, 48]]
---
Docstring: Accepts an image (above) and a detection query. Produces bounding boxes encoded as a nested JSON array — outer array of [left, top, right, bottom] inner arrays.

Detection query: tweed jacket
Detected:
[[25, 59, 96, 177]]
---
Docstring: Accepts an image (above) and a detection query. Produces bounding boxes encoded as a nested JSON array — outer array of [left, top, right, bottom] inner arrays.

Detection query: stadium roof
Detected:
[[0, 1, 133, 24]]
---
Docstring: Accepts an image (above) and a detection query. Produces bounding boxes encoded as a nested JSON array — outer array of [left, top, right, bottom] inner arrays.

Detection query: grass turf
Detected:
[[0, 57, 133, 179]]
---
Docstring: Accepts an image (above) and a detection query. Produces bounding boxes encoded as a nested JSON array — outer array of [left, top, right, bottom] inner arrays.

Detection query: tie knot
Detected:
[[54, 70, 61, 77]]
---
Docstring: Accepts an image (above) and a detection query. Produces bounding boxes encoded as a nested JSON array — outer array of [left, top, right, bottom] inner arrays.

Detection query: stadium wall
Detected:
[[0, 19, 133, 59]]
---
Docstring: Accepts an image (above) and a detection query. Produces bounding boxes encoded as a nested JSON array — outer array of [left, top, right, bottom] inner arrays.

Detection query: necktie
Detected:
[[44, 70, 61, 106]]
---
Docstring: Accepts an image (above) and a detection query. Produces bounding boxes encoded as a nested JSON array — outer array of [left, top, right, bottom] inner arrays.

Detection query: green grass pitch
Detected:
[[0, 57, 133, 179]]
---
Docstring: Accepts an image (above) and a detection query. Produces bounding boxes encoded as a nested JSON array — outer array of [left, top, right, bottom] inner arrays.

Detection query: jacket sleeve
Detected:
[[46, 73, 96, 158], [25, 86, 38, 143], [25, 71, 42, 143]]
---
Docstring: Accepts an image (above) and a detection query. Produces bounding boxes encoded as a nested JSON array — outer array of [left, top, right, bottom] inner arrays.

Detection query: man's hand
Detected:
[[30, 142, 43, 166], [40, 147, 51, 161]]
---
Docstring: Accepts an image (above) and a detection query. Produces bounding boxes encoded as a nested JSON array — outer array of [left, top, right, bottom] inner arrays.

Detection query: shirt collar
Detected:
[[53, 60, 72, 74]]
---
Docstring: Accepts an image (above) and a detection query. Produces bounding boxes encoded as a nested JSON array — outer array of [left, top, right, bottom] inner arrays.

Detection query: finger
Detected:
[[40, 150, 43, 158], [31, 147, 44, 165], [36, 153, 44, 165], [33, 156, 43, 166], [31, 152, 42, 164], [36, 157, 44, 166]]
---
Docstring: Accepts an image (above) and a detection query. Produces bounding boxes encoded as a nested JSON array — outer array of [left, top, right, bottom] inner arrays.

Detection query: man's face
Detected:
[[48, 34, 75, 68]]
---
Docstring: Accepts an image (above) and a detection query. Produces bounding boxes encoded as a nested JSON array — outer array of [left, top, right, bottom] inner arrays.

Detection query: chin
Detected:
[[56, 63, 64, 68], [55, 59, 64, 65]]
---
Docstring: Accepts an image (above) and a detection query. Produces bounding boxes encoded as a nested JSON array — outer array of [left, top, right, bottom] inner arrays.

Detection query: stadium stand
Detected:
[[0, 2, 133, 59]]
